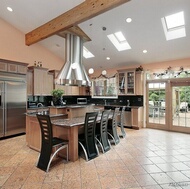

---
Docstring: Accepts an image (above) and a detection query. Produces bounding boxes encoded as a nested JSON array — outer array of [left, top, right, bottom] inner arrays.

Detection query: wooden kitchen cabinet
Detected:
[[135, 71, 144, 95], [46, 72, 54, 95], [118, 69, 144, 95], [131, 107, 144, 129], [27, 66, 53, 95], [118, 70, 135, 95], [27, 70, 33, 95], [0, 59, 28, 74], [55, 85, 80, 95]]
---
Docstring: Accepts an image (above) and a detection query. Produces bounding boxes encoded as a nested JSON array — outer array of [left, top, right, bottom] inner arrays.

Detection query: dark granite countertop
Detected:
[[49, 104, 95, 109], [26, 113, 67, 118]]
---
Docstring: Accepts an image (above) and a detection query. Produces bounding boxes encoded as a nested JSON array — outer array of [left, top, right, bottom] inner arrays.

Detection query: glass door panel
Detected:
[[126, 71, 135, 94], [147, 82, 166, 127], [172, 85, 190, 131]]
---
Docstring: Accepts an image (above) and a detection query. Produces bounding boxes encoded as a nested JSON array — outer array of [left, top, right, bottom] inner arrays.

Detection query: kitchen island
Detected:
[[26, 104, 96, 161]]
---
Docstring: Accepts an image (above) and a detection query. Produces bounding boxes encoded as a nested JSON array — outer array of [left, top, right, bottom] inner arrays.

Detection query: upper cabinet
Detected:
[[27, 66, 53, 96], [118, 70, 135, 95], [118, 69, 144, 95], [0, 59, 28, 74]]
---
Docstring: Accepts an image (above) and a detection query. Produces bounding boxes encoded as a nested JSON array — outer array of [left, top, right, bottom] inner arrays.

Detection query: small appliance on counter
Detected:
[[77, 98, 87, 105]]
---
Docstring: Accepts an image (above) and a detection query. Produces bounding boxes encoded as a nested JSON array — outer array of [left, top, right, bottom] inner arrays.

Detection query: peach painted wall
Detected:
[[91, 58, 190, 78], [0, 18, 64, 70]]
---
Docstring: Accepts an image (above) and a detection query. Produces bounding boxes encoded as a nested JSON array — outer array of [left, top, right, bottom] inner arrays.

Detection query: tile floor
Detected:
[[0, 128, 190, 189]]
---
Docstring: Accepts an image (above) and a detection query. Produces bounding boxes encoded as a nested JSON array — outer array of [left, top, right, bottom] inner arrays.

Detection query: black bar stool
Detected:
[[36, 114, 68, 172], [107, 108, 120, 145], [78, 112, 99, 161], [95, 110, 111, 153], [118, 106, 126, 138]]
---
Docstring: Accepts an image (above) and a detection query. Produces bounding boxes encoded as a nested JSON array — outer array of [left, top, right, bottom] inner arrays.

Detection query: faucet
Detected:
[[37, 103, 43, 107], [104, 99, 107, 105]]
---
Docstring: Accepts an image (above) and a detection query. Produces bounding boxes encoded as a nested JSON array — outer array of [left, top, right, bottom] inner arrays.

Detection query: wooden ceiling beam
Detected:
[[25, 0, 130, 46], [57, 26, 91, 42]]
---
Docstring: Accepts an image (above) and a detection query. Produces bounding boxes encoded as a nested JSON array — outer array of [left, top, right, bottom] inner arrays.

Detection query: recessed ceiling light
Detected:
[[126, 18, 132, 23], [143, 50, 147, 53], [106, 57, 110, 60], [7, 7, 13, 12]]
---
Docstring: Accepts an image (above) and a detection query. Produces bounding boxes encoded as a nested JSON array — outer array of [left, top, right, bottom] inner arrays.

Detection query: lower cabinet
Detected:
[[26, 115, 67, 151], [131, 107, 144, 129]]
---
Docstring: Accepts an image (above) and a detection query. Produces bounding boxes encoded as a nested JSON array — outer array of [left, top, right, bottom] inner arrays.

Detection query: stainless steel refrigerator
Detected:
[[0, 78, 27, 138]]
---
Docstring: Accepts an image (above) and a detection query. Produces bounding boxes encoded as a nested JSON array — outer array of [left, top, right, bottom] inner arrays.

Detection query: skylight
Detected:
[[107, 31, 131, 51], [83, 47, 94, 59], [165, 12, 185, 29], [161, 11, 186, 40]]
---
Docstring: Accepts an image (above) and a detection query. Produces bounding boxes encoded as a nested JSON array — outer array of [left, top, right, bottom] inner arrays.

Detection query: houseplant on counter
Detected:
[[51, 88, 64, 106]]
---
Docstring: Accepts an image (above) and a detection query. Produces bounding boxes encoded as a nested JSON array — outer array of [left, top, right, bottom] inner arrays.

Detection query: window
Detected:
[[92, 76, 118, 98]]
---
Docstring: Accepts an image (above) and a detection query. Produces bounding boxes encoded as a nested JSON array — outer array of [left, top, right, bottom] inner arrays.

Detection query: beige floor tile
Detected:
[[99, 176, 121, 189], [1, 129, 190, 189]]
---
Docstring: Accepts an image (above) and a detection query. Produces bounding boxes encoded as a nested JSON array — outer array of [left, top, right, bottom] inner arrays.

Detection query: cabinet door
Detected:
[[33, 68, 47, 95], [27, 71, 33, 95], [135, 71, 144, 95], [71, 86, 79, 95], [45, 73, 54, 95], [126, 71, 135, 94], [118, 72, 125, 94]]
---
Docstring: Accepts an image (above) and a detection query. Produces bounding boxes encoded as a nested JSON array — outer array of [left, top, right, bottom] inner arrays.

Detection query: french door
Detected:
[[146, 81, 168, 130], [146, 79, 190, 133], [170, 81, 190, 133]]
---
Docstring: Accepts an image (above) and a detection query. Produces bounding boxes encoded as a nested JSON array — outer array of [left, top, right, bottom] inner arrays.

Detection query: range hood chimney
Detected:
[[55, 33, 91, 86]]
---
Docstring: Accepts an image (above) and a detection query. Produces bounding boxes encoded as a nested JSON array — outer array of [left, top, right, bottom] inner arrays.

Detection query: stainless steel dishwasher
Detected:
[[123, 107, 132, 127]]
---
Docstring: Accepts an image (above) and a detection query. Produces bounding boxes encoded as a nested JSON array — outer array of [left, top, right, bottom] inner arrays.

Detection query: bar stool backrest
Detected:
[[84, 112, 98, 159], [100, 110, 111, 152]]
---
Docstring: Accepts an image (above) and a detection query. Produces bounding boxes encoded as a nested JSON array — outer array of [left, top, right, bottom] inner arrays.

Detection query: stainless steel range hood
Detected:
[[55, 33, 91, 86]]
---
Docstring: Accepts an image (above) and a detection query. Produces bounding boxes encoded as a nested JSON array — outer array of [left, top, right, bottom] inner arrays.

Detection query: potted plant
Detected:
[[51, 88, 64, 106]]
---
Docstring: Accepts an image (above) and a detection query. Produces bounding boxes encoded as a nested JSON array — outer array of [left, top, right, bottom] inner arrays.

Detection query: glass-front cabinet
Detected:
[[118, 70, 135, 95]]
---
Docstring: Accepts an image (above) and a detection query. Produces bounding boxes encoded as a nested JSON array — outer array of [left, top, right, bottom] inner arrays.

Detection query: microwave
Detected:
[[77, 98, 87, 105]]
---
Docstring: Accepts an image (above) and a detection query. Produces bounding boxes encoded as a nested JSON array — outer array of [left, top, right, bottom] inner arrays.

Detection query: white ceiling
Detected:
[[0, 0, 190, 71]]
